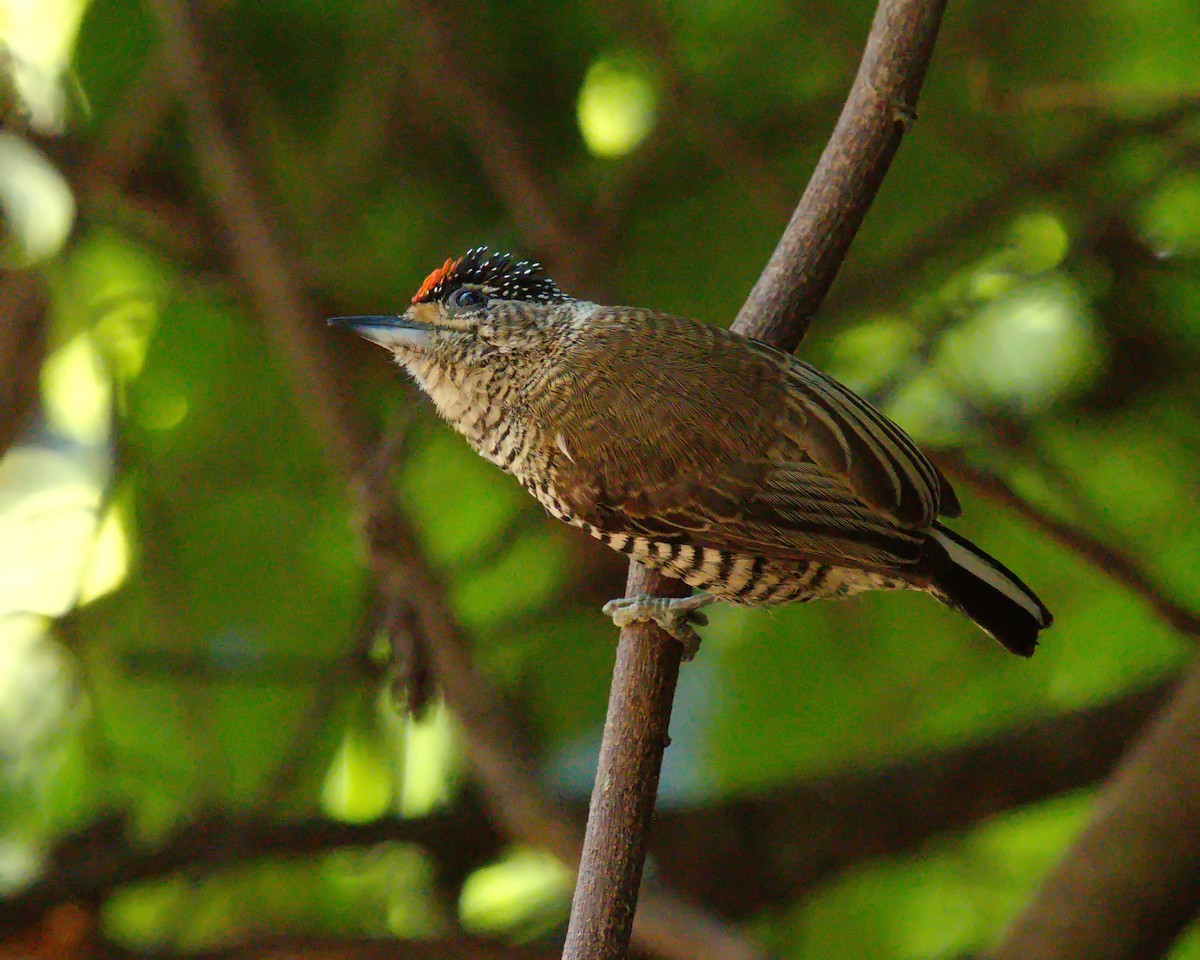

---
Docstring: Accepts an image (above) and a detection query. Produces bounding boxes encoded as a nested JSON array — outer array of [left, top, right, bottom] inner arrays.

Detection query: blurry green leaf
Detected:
[[577, 54, 658, 158], [50, 229, 165, 379], [0, 133, 74, 263], [0, 0, 89, 131], [321, 726, 393, 824], [387, 695, 460, 818], [41, 333, 109, 445], [78, 499, 129, 604], [0, 614, 78, 782], [459, 847, 571, 938], [0, 445, 103, 616], [401, 425, 526, 567], [828, 315, 921, 394], [1140, 171, 1200, 256], [783, 792, 1093, 960], [1009, 210, 1071, 274], [937, 277, 1105, 414]]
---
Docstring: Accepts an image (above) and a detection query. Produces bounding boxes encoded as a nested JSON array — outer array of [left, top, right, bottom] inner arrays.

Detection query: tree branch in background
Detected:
[[937, 451, 1200, 639], [0, 802, 499, 937], [149, 0, 575, 847], [400, 0, 583, 283], [653, 678, 1172, 916], [562, 2, 949, 958], [98, 935, 560, 960], [991, 664, 1200, 960], [831, 101, 1200, 315], [603, 6, 797, 222], [0, 271, 47, 457], [1, 676, 1171, 942]]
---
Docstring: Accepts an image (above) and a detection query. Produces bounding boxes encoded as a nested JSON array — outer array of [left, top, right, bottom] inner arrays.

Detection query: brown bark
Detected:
[[991, 665, 1200, 960]]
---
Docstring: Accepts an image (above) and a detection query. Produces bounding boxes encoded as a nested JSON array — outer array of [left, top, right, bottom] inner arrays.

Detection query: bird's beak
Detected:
[[327, 312, 433, 350]]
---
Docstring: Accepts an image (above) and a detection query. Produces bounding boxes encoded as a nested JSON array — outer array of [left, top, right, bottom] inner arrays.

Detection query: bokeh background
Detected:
[[2, 0, 1199, 957]]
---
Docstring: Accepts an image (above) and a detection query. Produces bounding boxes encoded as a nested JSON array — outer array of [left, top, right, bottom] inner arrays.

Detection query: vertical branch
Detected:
[[562, 567, 691, 959], [0, 272, 46, 457], [561, 1, 949, 958]]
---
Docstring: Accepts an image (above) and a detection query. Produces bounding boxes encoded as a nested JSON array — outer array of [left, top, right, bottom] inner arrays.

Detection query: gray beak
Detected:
[[327, 314, 433, 350]]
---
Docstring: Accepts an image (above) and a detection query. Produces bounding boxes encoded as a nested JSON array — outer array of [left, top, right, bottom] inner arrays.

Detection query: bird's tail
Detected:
[[922, 523, 1052, 657]]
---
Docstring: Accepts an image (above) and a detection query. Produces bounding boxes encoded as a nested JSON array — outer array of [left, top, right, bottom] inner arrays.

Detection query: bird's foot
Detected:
[[601, 593, 716, 661]]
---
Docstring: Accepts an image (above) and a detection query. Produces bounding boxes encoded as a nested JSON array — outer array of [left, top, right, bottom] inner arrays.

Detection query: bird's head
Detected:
[[329, 248, 575, 381]]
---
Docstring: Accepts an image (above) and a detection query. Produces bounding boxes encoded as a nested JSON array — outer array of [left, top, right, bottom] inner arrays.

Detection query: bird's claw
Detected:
[[602, 594, 711, 660]]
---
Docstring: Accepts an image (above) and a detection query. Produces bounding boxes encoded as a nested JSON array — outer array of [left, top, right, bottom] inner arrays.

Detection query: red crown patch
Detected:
[[412, 257, 461, 304]]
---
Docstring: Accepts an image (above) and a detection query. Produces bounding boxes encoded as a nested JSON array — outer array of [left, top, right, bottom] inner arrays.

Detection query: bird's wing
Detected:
[[546, 310, 952, 569], [779, 360, 960, 526]]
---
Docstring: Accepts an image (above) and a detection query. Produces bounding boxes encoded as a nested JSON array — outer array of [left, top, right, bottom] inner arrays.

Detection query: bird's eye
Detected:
[[451, 287, 486, 310]]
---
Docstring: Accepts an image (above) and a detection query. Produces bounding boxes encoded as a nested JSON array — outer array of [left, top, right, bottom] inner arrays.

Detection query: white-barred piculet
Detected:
[[331, 249, 1052, 657]]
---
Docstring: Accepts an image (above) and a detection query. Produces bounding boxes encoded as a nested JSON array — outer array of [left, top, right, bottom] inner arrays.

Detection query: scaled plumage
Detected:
[[331, 250, 1052, 656]]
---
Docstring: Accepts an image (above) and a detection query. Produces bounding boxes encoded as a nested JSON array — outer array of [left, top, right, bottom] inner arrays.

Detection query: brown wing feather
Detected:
[[540, 308, 951, 569], [780, 361, 960, 525]]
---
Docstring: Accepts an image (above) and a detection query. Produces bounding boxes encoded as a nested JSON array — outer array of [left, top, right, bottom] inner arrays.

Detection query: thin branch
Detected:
[[562, 564, 690, 960], [562, 2, 949, 958], [653, 678, 1173, 916], [936, 451, 1200, 639], [991, 663, 1200, 960], [0, 270, 46, 457], [98, 934, 559, 960], [3, 677, 1171, 940]]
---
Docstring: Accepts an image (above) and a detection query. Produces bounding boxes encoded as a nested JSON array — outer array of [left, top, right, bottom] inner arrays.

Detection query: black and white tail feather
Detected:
[[923, 524, 1052, 657]]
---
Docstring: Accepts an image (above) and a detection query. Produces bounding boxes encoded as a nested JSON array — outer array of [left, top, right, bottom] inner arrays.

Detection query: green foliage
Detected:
[[1, 0, 1198, 955]]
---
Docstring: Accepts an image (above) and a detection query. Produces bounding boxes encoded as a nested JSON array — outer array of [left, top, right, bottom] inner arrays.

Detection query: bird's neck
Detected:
[[402, 354, 537, 474]]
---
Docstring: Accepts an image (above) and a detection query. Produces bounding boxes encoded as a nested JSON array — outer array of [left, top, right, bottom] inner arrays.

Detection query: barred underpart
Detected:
[[577, 523, 909, 604]]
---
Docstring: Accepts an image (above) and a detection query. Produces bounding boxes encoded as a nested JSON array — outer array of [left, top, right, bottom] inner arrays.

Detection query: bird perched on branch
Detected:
[[331, 248, 1051, 657]]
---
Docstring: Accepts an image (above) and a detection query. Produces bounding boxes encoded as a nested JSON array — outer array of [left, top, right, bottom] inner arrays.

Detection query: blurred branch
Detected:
[[398, 0, 584, 284], [0, 800, 502, 938], [148, 0, 571, 843], [935, 451, 1200, 639], [991, 663, 1200, 960], [147, 5, 758, 960], [149, 0, 370, 475], [654, 678, 1172, 916], [0, 270, 47, 456], [604, 6, 797, 222], [311, 5, 420, 220], [2, 678, 1170, 939], [99, 935, 559, 960], [563, 2, 949, 959], [831, 101, 1200, 314], [77, 52, 174, 197], [969, 66, 1200, 114]]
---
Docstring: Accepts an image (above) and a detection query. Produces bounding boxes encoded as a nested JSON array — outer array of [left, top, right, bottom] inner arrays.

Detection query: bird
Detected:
[[330, 248, 1052, 657]]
